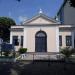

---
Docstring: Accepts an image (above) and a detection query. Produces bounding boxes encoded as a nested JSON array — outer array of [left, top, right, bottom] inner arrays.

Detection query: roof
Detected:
[[57, 0, 68, 15], [22, 13, 59, 24]]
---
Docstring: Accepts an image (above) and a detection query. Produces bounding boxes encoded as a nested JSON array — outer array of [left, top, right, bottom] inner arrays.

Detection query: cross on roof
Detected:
[[39, 9, 43, 14]]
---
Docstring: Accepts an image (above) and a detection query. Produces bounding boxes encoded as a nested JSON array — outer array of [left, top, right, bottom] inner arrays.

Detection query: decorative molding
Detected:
[[56, 27, 59, 52], [10, 28, 24, 31], [23, 27, 27, 48], [23, 13, 59, 24]]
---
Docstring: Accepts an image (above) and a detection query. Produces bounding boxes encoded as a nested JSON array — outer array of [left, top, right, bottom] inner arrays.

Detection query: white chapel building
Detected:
[[10, 10, 75, 52]]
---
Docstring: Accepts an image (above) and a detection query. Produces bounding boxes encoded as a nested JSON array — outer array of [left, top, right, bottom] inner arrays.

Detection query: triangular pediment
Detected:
[[23, 14, 59, 25]]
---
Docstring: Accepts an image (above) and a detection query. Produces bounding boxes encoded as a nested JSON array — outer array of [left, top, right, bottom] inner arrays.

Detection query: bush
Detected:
[[19, 48, 27, 54], [60, 47, 74, 58], [3, 51, 10, 57]]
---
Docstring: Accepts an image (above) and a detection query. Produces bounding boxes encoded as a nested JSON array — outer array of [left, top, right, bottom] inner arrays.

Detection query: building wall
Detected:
[[58, 1, 75, 25], [23, 26, 59, 52], [27, 17, 57, 24], [10, 31, 24, 51], [59, 30, 73, 48], [63, 1, 75, 25], [10, 26, 75, 52]]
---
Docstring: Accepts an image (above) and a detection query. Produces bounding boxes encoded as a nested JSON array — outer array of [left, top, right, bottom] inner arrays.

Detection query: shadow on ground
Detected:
[[0, 60, 75, 75]]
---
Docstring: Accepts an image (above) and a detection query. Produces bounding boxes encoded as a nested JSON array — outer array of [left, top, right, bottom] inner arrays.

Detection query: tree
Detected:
[[16, 0, 21, 2], [65, 0, 75, 7], [69, 0, 75, 7], [0, 17, 16, 42]]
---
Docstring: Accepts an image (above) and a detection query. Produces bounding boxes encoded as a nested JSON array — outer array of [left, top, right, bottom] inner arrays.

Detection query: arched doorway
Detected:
[[35, 31, 47, 52]]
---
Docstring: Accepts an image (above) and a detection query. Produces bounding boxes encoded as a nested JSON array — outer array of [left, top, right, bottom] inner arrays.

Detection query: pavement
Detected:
[[0, 61, 75, 75]]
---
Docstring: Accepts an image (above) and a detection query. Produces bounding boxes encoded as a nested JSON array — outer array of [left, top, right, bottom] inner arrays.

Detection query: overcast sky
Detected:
[[0, 0, 64, 24]]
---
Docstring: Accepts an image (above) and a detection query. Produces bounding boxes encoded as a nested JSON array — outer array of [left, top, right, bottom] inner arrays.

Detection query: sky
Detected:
[[0, 0, 64, 24]]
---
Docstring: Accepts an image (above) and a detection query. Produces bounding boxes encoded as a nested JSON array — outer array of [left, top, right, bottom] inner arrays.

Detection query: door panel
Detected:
[[35, 37, 47, 52]]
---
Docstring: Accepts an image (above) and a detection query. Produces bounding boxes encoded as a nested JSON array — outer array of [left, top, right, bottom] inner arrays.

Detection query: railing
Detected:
[[17, 52, 64, 61]]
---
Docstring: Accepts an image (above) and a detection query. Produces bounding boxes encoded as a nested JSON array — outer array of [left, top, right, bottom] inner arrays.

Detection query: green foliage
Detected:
[[3, 51, 10, 57], [64, 0, 75, 7], [17, 0, 21, 2], [69, 0, 75, 7], [19, 48, 27, 54], [0, 17, 16, 42], [0, 17, 16, 26], [60, 47, 74, 58]]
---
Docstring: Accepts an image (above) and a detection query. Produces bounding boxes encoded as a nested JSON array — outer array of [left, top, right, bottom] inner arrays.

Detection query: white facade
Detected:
[[10, 13, 75, 52]]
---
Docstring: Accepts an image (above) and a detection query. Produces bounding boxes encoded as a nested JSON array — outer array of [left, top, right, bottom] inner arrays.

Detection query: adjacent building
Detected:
[[56, 0, 75, 25]]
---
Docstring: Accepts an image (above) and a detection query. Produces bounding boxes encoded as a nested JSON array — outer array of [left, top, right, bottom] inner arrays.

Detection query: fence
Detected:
[[17, 52, 64, 61]]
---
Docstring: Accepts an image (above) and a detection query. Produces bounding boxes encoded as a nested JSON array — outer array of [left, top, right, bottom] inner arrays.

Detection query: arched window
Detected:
[[36, 31, 47, 37]]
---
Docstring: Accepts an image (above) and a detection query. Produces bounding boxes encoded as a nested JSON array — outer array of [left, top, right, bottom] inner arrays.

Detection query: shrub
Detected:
[[3, 51, 10, 57], [60, 47, 74, 58], [19, 48, 27, 54]]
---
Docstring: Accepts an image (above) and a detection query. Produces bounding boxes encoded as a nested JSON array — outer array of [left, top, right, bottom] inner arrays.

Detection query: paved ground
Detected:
[[0, 61, 75, 75]]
